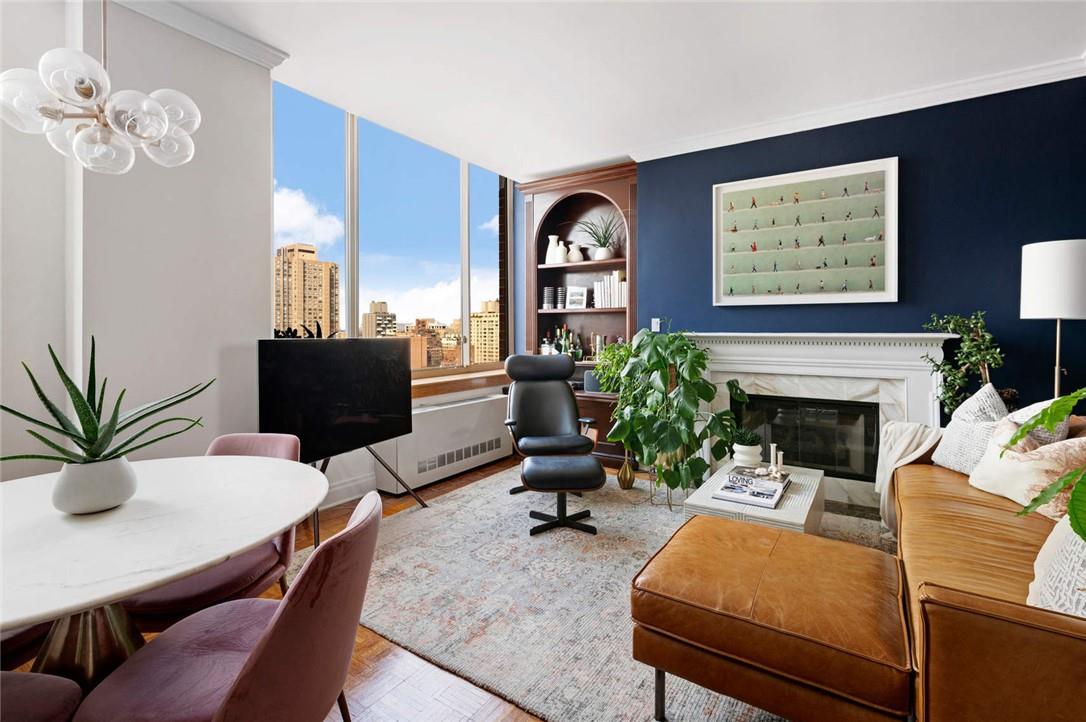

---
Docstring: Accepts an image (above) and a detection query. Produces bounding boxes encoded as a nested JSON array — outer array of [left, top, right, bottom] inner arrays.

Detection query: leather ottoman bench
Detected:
[[632, 515, 911, 722]]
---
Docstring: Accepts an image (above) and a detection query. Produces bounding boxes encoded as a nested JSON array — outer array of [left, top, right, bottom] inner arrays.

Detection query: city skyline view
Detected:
[[273, 83, 500, 330]]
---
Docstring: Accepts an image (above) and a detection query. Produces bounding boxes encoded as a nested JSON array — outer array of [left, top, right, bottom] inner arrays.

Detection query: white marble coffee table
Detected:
[[684, 460, 825, 533]]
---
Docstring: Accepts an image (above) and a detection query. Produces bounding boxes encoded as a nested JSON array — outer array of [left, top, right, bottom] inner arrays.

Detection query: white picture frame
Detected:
[[712, 157, 898, 306], [565, 285, 588, 310]]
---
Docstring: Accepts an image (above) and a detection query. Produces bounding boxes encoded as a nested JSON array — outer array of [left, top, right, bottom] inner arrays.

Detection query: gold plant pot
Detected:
[[617, 459, 635, 490]]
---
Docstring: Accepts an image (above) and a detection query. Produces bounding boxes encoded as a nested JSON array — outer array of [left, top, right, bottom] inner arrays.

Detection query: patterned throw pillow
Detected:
[[969, 417, 1086, 519], [1008, 399, 1071, 446], [1028, 516, 1086, 618], [932, 383, 1009, 474]]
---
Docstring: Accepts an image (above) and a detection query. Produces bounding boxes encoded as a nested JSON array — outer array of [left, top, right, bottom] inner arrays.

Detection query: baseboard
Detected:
[[322, 471, 377, 510]]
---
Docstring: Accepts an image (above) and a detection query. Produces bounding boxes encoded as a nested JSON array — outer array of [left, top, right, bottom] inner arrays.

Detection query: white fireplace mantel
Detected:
[[691, 332, 956, 428]]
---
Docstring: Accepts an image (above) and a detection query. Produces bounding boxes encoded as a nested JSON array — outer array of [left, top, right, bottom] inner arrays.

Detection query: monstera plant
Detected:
[[608, 328, 746, 506]]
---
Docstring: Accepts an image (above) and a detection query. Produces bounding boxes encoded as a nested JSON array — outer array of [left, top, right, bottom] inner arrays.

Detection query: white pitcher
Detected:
[[544, 235, 565, 264]]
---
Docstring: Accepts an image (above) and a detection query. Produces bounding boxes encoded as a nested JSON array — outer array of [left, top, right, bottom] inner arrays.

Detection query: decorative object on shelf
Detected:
[[566, 243, 585, 263], [556, 287, 566, 309], [542, 286, 556, 310], [731, 427, 763, 467], [0, 337, 214, 513], [713, 157, 898, 306], [921, 311, 1014, 414], [593, 270, 628, 308], [544, 235, 567, 264], [607, 327, 748, 508], [566, 285, 588, 310], [574, 211, 624, 261], [0, 0, 201, 174], [1020, 239, 1086, 396]]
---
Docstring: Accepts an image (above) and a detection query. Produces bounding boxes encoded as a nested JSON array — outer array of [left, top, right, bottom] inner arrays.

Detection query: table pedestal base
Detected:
[[31, 603, 145, 691]]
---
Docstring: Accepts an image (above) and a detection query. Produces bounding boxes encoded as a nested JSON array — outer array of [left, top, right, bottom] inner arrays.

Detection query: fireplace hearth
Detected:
[[739, 394, 879, 482]]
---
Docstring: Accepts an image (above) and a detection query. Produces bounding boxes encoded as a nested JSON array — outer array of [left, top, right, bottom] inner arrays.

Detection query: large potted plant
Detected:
[[0, 338, 214, 514], [607, 328, 747, 506]]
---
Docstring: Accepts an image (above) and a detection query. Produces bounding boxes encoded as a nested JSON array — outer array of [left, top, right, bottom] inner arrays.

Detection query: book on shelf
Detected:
[[711, 465, 791, 509], [593, 269, 627, 309]]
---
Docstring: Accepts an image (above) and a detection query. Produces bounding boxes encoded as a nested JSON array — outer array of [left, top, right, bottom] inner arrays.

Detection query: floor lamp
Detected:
[[1020, 239, 1086, 397]]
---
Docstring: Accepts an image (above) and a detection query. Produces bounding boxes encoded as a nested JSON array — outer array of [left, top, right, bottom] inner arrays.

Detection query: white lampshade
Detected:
[[1020, 239, 1086, 319]]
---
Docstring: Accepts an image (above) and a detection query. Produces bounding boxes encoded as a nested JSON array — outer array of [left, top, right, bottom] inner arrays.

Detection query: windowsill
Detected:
[[411, 368, 508, 399]]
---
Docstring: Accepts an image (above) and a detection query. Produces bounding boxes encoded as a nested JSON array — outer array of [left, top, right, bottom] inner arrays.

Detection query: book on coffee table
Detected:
[[711, 466, 791, 509]]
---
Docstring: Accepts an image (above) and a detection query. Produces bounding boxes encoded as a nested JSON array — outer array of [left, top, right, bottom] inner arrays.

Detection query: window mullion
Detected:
[[459, 159, 470, 366], [344, 112, 359, 337]]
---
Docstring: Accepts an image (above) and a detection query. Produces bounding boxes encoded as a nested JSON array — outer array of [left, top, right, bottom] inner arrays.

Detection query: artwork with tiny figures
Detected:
[[712, 157, 898, 306]]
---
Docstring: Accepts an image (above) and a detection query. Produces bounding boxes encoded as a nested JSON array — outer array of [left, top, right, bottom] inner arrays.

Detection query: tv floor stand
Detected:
[[309, 447, 428, 546]]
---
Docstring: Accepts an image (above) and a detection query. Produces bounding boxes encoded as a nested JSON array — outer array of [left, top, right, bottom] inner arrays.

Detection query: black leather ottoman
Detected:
[[519, 455, 606, 535]]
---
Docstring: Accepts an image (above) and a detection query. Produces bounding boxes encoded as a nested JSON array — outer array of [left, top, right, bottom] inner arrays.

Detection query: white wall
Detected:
[[1, 2, 272, 478], [0, 1, 71, 480]]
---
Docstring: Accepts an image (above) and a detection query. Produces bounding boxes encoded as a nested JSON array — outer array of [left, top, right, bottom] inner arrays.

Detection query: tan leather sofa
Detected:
[[633, 420, 1086, 722]]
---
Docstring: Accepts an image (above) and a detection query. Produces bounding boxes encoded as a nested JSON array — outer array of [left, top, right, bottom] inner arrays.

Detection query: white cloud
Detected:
[[273, 186, 344, 248], [360, 267, 500, 325], [478, 214, 499, 235]]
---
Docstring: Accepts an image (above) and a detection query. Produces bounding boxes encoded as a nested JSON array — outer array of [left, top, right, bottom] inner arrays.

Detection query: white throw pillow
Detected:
[[969, 418, 1086, 519], [1009, 399, 1070, 446], [932, 384, 1008, 475], [1028, 516, 1086, 618]]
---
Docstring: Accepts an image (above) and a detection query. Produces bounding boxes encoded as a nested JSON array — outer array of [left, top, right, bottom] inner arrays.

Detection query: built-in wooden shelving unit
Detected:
[[519, 162, 637, 354]]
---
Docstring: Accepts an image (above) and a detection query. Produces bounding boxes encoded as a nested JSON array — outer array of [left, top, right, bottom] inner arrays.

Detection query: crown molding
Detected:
[[630, 52, 1086, 163], [114, 1, 288, 70]]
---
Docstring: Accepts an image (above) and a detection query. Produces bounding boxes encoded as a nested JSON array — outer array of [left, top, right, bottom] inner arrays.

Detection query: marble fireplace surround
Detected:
[[690, 332, 955, 505]]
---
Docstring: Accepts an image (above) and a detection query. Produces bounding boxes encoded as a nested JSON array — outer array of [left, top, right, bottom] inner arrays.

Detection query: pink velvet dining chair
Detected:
[[0, 671, 83, 722], [122, 433, 302, 632], [74, 491, 382, 722]]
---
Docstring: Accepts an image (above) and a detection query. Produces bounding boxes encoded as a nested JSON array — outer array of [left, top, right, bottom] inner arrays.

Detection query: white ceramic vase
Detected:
[[545, 235, 567, 264], [589, 246, 615, 261], [566, 243, 584, 263], [732, 444, 763, 468], [52, 456, 138, 514]]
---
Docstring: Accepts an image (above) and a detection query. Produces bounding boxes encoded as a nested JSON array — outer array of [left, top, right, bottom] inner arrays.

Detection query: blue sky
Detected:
[[273, 83, 499, 327]]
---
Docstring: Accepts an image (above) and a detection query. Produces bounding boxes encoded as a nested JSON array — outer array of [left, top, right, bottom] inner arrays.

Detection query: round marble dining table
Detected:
[[0, 455, 328, 686]]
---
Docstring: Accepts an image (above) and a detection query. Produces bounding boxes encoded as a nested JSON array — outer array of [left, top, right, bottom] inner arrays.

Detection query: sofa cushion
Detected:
[[894, 463, 1054, 659], [1028, 516, 1086, 617], [1008, 399, 1070, 445], [969, 417, 1086, 519], [632, 516, 911, 716], [931, 383, 1007, 474]]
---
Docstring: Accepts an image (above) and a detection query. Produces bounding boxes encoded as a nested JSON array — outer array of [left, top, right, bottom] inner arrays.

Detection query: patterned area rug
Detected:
[[292, 466, 892, 721]]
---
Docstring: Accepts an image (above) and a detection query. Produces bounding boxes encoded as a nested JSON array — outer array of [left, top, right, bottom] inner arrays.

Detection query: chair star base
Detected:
[[528, 493, 596, 535]]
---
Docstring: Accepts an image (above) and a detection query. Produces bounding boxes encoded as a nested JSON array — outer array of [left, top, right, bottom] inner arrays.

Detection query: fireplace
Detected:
[[738, 394, 879, 482]]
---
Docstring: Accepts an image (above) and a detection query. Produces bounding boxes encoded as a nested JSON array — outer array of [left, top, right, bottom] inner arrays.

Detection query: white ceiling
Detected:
[[178, 1, 1086, 181]]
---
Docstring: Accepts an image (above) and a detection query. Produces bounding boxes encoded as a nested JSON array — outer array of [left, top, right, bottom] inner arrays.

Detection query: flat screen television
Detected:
[[258, 338, 411, 464]]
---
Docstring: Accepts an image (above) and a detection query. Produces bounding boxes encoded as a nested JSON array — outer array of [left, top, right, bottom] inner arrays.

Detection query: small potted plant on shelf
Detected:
[[607, 327, 747, 507], [731, 427, 764, 467], [574, 211, 624, 261], [0, 338, 214, 514]]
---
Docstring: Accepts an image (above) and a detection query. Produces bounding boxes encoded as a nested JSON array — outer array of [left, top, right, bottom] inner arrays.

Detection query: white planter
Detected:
[[732, 444, 763, 468], [53, 457, 138, 514], [589, 246, 615, 261]]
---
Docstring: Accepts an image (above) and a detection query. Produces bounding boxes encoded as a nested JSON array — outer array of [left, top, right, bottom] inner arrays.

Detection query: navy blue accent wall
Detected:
[[636, 78, 1086, 406]]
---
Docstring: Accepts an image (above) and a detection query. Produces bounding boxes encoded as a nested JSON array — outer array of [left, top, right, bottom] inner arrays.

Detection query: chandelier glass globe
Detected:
[[46, 118, 89, 158], [73, 124, 135, 175], [143, 126, 195, 168], [38, 47, 111, 108], [105, 90, 168, 143], [0, 68, 64, 134], [150, 89, 201, 135]]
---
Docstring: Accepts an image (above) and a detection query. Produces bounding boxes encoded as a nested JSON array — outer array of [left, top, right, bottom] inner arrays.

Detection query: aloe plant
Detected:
[[0, 338, 214, 464], [574, 212, 624, 248]]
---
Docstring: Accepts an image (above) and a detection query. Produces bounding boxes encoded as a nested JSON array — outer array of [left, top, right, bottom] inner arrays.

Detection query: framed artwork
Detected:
[[565, 285, 588, 310], [712, 157, 898, 306]]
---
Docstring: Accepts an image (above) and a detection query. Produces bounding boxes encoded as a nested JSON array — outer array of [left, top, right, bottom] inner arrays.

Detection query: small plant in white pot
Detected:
[[731, 427, 763, 467], [575, 211, 624, 261], [0, 338, 214, 514]]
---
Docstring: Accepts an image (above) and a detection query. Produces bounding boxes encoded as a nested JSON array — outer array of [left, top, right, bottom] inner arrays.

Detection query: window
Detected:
[[357, 118, 461, 370], [273, 83, 508, 371], [272, 85, 346, 338]]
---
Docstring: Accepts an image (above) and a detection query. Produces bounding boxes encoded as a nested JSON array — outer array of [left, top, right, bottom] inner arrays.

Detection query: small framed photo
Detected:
[[565, 286, 588, 309]]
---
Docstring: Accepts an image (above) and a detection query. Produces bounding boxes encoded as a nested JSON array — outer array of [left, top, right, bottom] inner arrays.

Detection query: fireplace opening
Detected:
[[737, 394, 879, 482]]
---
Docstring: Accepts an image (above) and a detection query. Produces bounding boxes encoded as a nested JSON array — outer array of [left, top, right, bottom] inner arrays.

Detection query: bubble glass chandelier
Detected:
[[0, 0, 199, 174]]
